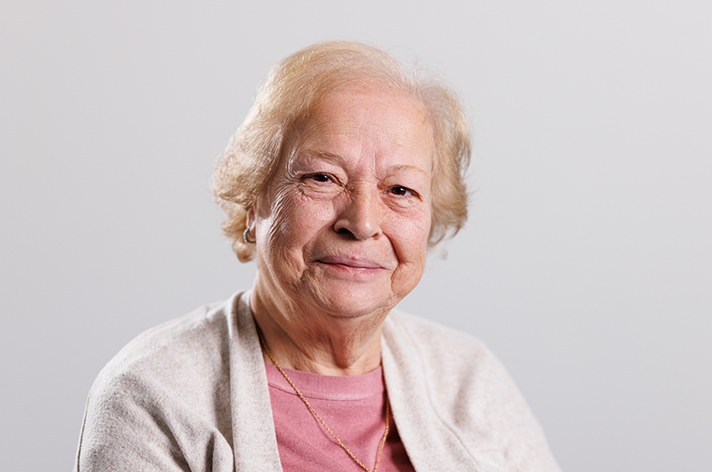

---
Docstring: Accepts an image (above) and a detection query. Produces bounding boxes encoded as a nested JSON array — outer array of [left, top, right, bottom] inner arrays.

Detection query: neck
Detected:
[[249, 284, 386, 376]]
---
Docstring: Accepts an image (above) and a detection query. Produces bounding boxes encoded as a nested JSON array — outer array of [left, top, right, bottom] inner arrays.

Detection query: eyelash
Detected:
[[310, 173, 332, 183], [304, 173, 338, 184], [389, 185, 417, 198]]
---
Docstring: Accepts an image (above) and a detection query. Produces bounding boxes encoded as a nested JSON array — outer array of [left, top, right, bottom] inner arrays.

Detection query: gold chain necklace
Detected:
[[257, 329, 390, 472]]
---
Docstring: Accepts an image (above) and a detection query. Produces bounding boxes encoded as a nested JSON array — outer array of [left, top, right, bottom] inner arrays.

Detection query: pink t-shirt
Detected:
[[265, 364, 415, 472]]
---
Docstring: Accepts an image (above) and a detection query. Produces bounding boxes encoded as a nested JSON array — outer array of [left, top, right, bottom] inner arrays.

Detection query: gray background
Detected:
[[1, 1, 710, 471]]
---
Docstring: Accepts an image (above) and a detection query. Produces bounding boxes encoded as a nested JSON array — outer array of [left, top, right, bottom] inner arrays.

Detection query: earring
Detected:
[[243, 226, 255, 244]]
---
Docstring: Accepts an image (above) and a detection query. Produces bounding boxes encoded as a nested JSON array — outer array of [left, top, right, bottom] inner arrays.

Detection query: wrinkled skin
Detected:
[[250, 83, 434, 375]]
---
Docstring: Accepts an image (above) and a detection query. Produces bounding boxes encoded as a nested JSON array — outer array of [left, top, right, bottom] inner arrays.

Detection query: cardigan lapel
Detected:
[[381, 312, 504, 472], [229, 292, 284, 471]]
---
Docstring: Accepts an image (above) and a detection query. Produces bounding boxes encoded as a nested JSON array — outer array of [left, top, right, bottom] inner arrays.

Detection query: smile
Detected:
[[316, 255, 388, 271]]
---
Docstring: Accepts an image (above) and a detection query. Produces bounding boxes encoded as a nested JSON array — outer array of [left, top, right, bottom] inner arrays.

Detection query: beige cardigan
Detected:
[[76, 292, 562, 471]]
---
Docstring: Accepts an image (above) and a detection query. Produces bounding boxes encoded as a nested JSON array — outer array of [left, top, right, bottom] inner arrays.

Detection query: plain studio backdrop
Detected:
[[1, 1, 710, 471]]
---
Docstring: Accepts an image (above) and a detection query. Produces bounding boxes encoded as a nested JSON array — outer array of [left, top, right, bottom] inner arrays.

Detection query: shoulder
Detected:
[[384, 310, 513, 417], [384, 310, 523, 415], [94, 296, 235, 394], [385, 310, 495, 373], [77, 295, 242, 471], [383, 311, 562, 472]]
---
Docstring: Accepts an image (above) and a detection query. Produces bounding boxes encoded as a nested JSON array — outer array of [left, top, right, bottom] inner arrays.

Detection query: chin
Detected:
[[309, 285, 397, 320]]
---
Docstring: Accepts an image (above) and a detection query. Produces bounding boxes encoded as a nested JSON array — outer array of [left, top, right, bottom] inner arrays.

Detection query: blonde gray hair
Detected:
[[211, 41, 470, 262]]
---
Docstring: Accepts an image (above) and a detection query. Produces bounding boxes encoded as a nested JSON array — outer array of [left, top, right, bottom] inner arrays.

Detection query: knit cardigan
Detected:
[[75, 292, 562, 472]]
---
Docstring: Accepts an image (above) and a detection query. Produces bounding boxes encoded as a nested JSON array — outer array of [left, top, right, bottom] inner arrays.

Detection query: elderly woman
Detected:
[[76, 42, 561, 472]]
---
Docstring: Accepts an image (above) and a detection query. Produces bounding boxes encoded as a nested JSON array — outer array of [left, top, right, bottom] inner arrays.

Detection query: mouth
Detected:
[[316, 255, 387, 270]]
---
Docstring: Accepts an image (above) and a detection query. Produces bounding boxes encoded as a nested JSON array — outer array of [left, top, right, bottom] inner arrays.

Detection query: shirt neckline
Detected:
[[265, 364, 385, 401]]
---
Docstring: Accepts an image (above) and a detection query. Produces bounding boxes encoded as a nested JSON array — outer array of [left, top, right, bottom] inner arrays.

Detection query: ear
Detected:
[[245, 206, 255, 229]]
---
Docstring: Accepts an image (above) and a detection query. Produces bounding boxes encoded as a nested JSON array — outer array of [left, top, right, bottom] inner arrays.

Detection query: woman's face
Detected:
[[252, 84, 434, 320]]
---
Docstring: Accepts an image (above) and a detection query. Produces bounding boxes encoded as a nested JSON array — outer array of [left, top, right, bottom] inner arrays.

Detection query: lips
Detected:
[[316, 254, 387, 270]]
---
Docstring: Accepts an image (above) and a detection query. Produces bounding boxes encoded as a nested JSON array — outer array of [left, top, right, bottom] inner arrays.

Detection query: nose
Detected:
[[333, 187, 382, 240]]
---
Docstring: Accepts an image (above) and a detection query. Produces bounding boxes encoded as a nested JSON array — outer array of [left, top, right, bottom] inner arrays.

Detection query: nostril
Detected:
[[335, 225, 356, 237]]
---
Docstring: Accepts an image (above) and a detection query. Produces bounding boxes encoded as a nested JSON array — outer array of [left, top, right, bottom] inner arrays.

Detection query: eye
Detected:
[[306, 173, 333, 183], [389, 185, 416, 197]]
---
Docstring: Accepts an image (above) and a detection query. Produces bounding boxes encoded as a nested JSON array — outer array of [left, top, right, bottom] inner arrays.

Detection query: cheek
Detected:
[[388, 209, 431, 268], [260, 188, 336, 257], [400, 205, 431, 244]]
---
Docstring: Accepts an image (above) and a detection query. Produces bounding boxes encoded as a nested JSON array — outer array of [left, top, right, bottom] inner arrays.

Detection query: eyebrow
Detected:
[[292, 149, 429, 176], [388, 164, 429, 177], [292, 149, 345, 165]]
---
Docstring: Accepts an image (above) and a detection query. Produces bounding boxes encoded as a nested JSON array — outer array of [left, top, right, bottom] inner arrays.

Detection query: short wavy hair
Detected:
[[212, 41, 470, 262]]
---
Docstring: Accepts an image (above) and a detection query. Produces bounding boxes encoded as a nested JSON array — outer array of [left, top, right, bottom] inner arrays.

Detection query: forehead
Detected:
[[289, 84, 434, 170]]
